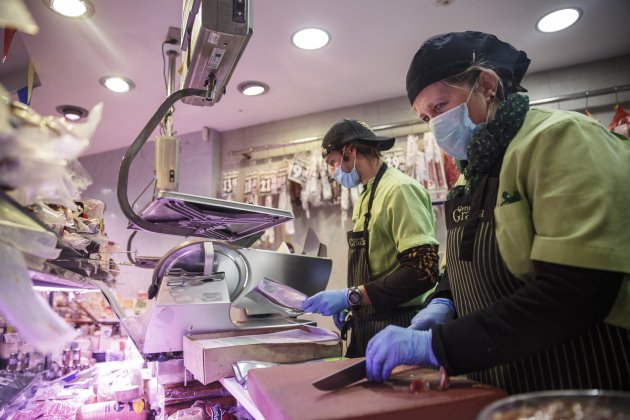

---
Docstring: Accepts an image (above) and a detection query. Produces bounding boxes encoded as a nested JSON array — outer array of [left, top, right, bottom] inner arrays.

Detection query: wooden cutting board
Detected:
[[247, 358, 507, 420]]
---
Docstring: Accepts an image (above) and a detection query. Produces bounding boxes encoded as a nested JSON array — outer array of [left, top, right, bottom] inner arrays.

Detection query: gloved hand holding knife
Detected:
[[366, 326, 438, 383], [366, 298, 455, 383]]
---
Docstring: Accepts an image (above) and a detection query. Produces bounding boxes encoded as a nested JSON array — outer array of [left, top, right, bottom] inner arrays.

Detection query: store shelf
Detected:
[[0, 191, 107, 292], [26, 256, 100, 291]]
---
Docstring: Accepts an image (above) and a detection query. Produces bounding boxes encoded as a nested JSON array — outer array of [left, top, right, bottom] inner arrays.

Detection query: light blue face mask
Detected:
[[333, 156, 360, 188], [428, 84, 479, 161]]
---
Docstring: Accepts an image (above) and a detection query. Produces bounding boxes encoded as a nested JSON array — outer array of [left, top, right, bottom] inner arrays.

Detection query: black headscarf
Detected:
[[406, 31, 531, 104]]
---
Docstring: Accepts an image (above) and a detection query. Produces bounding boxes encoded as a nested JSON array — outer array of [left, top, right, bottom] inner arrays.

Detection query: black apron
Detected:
[[445, 167, 630, 394], [344, 163, 418, 358]]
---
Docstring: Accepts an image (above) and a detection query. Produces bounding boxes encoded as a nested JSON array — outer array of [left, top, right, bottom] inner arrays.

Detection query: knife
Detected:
[[312, 359, 367, 391]]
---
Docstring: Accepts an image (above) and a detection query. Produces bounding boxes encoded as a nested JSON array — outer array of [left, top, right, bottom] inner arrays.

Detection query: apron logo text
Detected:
[[350, 238, 367, 247], [452, 205, 484, 222]]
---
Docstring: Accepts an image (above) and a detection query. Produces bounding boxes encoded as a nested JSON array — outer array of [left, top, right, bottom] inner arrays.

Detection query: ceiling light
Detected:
[[536, 8, 581, 33], [292, 28, 330, 50], [42, 0, 94, 18], [238, 81, 269, 96], [99, 76, 135, 93], [56, 104, 89, 121]]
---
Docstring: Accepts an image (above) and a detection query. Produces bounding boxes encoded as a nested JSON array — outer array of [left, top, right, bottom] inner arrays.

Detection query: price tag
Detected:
[[383, 147, 407, 172], [288, 154, 310, 184], [259, 169, 278, 195], [221, 170, 239, 197], [244, 171, 259, 196], [277, 165, 288, 190]]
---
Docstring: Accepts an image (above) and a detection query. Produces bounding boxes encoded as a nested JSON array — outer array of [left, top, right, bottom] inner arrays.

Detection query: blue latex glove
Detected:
[[366, 325, 438, 383], [333, 309, 349, 331], [409, 298, 455, 330], [301, 289, 348, 316]]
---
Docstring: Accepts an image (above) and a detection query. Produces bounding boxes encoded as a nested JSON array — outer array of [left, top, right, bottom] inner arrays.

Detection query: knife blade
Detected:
[[312, 359, 367, 391]]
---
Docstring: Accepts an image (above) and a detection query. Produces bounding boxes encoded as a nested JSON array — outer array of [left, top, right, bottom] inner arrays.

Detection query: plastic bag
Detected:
[[0, 242, 77, 354], [0, 102, 102, 208], [94, 361, 144, 403]]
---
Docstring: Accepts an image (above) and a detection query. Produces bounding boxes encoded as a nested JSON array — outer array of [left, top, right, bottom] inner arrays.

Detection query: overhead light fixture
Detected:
[[42, 0, 94, 18], [536, 8, 581, 33], [99, 76, 135, 93], [292, 28, 330, 50], [55, 104, 89, 121], [238, 81, 269, 96]]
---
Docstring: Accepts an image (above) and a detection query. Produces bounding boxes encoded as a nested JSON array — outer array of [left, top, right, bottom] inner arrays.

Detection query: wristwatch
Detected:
[[347, 287, 362, 310]]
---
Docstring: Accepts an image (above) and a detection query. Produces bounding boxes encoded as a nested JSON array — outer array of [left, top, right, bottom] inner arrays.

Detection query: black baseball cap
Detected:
[[321, 119, 395, 158], [406, 31, 530, 104]]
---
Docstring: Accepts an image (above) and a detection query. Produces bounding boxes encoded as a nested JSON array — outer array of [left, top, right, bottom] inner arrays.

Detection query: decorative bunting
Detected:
[[15, 59, 35, 106], [16, 86, 29, 105], [3, 27, 16, 63], [27, 59, 34, 104]]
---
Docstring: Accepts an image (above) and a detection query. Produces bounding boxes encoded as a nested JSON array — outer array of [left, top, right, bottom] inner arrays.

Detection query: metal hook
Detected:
[[584, 91, 590, 113]]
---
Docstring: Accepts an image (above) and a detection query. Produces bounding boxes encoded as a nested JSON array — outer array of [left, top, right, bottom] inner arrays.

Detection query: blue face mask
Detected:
[[428, 84, 479, 161], [333, 156, 360, 188]]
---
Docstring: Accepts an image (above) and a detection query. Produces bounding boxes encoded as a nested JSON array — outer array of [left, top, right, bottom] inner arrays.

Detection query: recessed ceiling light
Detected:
[[56, 104, 89, 121], [536, 8, 581, 33], [292, 28, 330, 50], [42, 0, 94, 18], [238, 81, 269, 96], [99, 76, 135, 93]]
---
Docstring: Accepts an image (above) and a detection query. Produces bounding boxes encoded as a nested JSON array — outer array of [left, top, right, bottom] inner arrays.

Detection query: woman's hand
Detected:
[[366, 326, 438, 383], [409, 298, 455, 330]]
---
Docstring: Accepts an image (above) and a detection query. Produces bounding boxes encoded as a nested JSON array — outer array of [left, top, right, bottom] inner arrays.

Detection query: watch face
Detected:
[[348, 289, 362, 305]]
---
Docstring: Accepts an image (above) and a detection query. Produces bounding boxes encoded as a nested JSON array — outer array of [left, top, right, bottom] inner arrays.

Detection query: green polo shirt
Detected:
[[352, 167, 438, 279], [494, 108, 630, 327]]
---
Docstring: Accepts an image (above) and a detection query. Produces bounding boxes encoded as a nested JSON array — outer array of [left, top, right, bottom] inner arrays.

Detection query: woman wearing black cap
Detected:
[[366, 31, 630, 393], [301, 119, 441, 357]]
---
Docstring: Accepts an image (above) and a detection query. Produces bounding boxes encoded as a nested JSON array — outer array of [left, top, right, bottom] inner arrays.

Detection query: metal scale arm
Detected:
[[116, 87, 206, 237]]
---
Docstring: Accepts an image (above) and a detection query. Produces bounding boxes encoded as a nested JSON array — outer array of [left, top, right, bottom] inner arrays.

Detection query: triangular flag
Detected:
[[27, 59, 34, 104], [3, 27, 17, 63], [17, 86, 29, 106]]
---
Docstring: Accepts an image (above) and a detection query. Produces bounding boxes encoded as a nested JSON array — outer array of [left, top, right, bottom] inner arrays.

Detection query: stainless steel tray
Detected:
[[135, 191, 293, 242]]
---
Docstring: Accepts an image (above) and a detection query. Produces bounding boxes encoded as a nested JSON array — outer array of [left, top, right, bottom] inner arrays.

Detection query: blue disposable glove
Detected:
[[333, 309, 349, 331], [409, 298, 455, 330], [301, 289, 348, 316], [366, 325, 438, 383]]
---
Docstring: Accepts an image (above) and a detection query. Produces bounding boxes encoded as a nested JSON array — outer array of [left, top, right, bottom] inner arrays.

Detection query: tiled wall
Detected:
[[80, 54, 630, 309]]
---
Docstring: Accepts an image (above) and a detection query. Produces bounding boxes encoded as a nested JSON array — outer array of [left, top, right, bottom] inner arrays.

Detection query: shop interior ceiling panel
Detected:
[[2, 0, 630, 155]]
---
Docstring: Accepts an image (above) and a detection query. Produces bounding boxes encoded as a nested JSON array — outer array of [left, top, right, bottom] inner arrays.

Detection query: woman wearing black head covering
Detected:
[[366, 31, 630, 394]]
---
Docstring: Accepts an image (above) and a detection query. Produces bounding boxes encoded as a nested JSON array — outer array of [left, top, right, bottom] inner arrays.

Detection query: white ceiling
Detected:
[[3, 0, 630, 155]]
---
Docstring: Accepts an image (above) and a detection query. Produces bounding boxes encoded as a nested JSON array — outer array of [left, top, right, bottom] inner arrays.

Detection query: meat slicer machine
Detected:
[[125, 216, 332, 360]]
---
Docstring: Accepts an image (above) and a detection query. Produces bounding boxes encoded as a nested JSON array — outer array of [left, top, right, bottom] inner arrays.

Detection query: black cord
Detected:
[[160, 40, 178, 136], [160, 41, 168, 136], [161, 40, 169, 94], [132, 177, 156, 209], [126, 177, 156, 265]]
